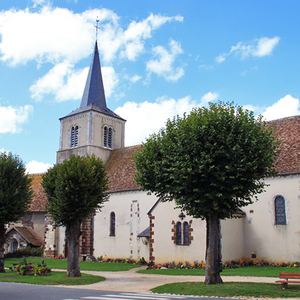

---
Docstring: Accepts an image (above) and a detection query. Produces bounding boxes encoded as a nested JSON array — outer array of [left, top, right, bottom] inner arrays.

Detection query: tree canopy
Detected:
[[42, 154, 109, 226], [0, 152, 33, 273], [134, 102, 279, 284], [42, 154, 109, 277]]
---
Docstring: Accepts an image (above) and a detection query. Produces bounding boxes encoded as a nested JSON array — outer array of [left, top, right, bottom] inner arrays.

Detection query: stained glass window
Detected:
[[183, 222, 189, 245], [275, 196, 286, 225], [110, 212, 115, 236], [176, 222, 182, 245]]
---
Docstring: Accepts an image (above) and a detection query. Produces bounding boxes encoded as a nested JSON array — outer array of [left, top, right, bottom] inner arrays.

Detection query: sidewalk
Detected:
[[57, 266, 300, 299]]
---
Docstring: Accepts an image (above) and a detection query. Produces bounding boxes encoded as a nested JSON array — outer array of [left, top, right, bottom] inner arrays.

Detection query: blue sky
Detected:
[[0, 0, 299, 173]]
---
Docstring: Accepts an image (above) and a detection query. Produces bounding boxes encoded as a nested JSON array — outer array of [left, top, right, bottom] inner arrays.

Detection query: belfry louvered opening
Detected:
[[70, 125, 79, 147], [103, 126, 113, 149]]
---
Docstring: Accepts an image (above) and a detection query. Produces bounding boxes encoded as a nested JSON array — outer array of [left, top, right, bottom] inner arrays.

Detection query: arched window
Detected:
[[103, 126, 113, 149], [70, 125, 79, 147], [275, 196, 286, 225], [110, 212, 115, 236], [183, 222, 189, 245], [10, 239, 18, 252], [176, 222, 182, 245]]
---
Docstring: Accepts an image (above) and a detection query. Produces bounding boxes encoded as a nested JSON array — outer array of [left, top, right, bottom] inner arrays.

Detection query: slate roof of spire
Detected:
[[63, 42, 124, 121]]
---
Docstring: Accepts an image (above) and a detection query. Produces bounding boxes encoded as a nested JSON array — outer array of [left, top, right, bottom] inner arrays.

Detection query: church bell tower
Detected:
[[57, 42, 126, 164]]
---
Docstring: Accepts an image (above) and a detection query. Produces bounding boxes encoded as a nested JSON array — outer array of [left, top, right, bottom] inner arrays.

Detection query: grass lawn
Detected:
[[4, 258, 141, 271], [139, 266, 300, 277], [0, 270, 105, 285], [152, 282, 300, 298]]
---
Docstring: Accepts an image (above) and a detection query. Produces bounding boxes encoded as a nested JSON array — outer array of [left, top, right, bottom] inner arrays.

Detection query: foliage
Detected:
[[15, 258, 33, 275], [42, 154, 109, 277], [145, 259, 299, 270], [0, 152, 33, 272], [4, 245, 44, 258], [42, 154, 109, 226], [0, 152, 33, 225], [134, 102, 279, 284], [97, 256, 147, 265], [134, 102, 279, 219], [33, 260, 51, 275]]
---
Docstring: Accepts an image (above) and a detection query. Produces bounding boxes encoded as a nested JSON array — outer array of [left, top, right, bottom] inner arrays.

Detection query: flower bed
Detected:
[[33, 260, 51, 276], [146, 259, 300, 270], [15, 258, 51, 276]]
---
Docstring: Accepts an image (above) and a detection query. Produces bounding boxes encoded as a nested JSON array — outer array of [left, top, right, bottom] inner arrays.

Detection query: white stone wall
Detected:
[[93, 190, 157, 261], [242, 174, 300, 262]]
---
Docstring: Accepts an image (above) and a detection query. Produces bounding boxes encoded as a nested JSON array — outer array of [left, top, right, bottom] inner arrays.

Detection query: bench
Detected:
[[275, 272, 300, 289]]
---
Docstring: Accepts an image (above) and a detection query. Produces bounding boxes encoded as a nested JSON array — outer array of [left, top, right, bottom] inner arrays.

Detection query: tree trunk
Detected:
[[0, 224, 6, 273], [204, 212, 223, 284], [65, 220, 81, 277]]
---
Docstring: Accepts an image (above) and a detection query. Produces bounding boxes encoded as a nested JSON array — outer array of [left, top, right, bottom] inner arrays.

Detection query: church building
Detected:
[[5, 40, 300, 265]]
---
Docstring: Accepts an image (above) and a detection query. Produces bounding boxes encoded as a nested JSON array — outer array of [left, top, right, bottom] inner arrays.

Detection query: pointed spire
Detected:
[[80, 41, 107, 110]]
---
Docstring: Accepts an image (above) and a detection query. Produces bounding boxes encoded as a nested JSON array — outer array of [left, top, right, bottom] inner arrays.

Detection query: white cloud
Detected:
[[0, 6, 95, 66], [0, 5, 183, 100], [101, 67, 119, 97], [118, 13, 184, 62], [215, 54, 226, 63], [26, 160, 53, 174], [0, 6, 182, 66], [32, 0, 50, 7], [30, 63, 118, 101], [216, 36, 280, 62], [146, 39, 184, 81], [129, 75, 142, 83], [115, 95, 202, 146], [0, 105, 33, 133], [201, 92, 219, 105], [253, 37, 280, 57], [261, 94, 300, 121]]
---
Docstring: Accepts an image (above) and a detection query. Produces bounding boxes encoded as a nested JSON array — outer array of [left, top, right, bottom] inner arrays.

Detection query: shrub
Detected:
[[4, 245, 44, 258], [33, 260, 51, 275]]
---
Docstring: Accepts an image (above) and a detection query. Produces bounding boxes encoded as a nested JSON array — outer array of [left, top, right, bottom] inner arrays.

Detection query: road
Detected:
[[0, 282, 241, 300]]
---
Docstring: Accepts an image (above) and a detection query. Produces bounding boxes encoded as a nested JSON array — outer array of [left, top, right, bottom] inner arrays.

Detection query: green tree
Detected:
[[42, 154, 109, 277], [0, 152, 33, 273], [134, 102, 279, 284]]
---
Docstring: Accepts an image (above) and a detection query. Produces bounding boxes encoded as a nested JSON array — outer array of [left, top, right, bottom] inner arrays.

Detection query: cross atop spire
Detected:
[[64, 35, 124, 121], [95, 18, 100, 40]]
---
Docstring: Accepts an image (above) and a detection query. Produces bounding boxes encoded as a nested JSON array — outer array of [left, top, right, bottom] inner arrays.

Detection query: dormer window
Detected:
[[70, 125, 79, 148], [103, 125, 113, 149]]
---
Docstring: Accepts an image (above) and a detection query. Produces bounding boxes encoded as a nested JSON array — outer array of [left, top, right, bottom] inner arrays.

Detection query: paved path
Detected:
[[55, 267, 300, 300]]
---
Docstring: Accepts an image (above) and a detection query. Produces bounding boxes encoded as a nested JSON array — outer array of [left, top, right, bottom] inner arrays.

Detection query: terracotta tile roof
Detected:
[[29, 174, 47, 212], [6, 226, 43, 247], [25, 116, 299, 198], [106, 145, 141, 192], [267, 115, 300, 174]]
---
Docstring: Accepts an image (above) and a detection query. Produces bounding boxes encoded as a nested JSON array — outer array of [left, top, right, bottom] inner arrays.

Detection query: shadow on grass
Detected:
[[152, 282, 300, 298]]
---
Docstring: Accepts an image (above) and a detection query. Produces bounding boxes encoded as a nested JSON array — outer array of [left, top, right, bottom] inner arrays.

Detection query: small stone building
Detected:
[[4, 226, 43, 253]]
